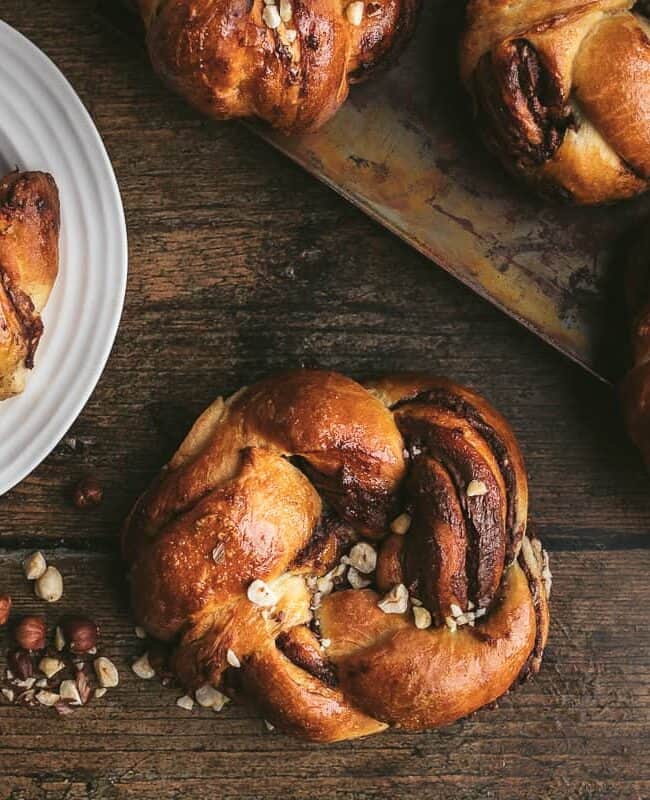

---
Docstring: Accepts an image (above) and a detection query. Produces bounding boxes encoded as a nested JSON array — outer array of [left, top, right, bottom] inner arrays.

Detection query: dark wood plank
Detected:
[[0, 549, 648, 800], [0, 1, 649, 798], [2, 1, 650, 553]]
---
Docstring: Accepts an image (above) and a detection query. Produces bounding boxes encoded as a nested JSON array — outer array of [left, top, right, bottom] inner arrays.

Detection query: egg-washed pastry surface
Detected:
[[123, 370, 551, 742], [461, 0, 650, 204], [137, 0, 421, 133], [0, 171, 60, 400]]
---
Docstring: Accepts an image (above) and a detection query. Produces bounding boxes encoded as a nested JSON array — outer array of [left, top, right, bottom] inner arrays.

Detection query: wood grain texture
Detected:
[[0, 1, 649, 798]]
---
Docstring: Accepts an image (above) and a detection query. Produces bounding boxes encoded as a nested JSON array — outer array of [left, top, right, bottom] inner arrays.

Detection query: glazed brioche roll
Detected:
[[460, 0, 650, 204], [123, 370, 551, 742], [137, 0, 421, 133]]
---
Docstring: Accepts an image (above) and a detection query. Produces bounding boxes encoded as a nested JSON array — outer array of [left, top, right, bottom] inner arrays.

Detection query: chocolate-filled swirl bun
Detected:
[[123, 370, 551, 742], [460, 0, 650, 204]]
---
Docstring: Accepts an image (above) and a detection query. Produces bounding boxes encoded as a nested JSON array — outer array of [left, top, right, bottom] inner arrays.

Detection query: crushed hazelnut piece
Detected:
[[176, 694, 195, 711], [346, 1, 364, 25], [347, 566, 371, 589], [135, 626, 147, 640], [263, 5, 282, 29], [94, 687, 107, 699], [212, 694, 229, 712], [212, 543, 225, 564], [390, 513, 411, 535], [94, 657, 119, 688], [23, 551, 47, 581], [450, 603, 463, 619], [346, 542, 377, 574], [279, 0, 292, 21], [195, 683, 227, 709], [132, 652, 156, 680], [38, 657, 65, 679], [377, 583, 408, 614], [36, 690, 60, 707], [59, 680, 82, 705], [247, 579, 278, 608], [327, 563, 347, 580], [445, 616, 457, 632], [467, 479, 488, 497], [413, 606, 432, 629], [226, 648, 241, 668], [35, 566, 63, 603]]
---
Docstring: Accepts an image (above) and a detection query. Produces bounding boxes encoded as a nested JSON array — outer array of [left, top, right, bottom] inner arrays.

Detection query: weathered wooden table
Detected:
[[1, 3, 649, 798]]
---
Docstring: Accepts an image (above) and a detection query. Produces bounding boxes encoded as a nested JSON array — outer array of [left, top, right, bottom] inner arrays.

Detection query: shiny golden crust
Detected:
[[622, 222, 650, 467], [0, 171, 60, 399], [123, 370, 551, 742], [460, 0, 650, 204], [137, 0, 421, 133], [320, 564, 535, 729]]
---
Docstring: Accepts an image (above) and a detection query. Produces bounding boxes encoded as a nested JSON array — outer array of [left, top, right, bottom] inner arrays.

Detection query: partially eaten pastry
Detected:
[[0, 170, 60, 400], [123, 370, 551, 742], [136, 0, 421, 133], [460, 0, 650, 204]]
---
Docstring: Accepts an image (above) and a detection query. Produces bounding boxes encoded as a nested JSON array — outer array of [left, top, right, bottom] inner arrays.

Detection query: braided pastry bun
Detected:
[[137, 0, 421, 133], [123, 370, 551, 742], [460, 0, 650, 205], [622, 222, 650, 463], [0, 171, 60, 400]]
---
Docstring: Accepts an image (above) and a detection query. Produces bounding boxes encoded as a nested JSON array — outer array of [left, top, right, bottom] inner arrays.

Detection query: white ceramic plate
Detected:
[[0, 20, 127, 495]]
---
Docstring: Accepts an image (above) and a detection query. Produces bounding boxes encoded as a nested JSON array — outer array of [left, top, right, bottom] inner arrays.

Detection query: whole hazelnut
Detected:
[[72, 474, 103, 509], [0, 594, 11, 626], [60, 615, 98, 654], [8, 648, 34, 681], [14, 616, 47, 651]]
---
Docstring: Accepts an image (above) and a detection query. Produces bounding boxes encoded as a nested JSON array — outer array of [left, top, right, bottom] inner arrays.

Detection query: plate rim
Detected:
[[0, 19, 128, 496]]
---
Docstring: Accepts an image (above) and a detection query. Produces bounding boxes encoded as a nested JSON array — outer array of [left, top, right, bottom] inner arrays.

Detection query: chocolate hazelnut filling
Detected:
[[389, 388, 524, 621], [0, 267, 43, 368], [276, 628, 338, 687], [474, 39, 574, 167], [393, 388, 522, 560]]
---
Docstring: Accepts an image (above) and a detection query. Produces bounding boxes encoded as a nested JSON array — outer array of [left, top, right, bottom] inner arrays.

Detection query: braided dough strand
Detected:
[[123, 370, 550, 741]]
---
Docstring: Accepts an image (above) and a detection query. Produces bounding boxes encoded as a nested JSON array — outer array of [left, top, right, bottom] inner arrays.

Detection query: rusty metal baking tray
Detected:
[[251, 2, 650, 382]]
